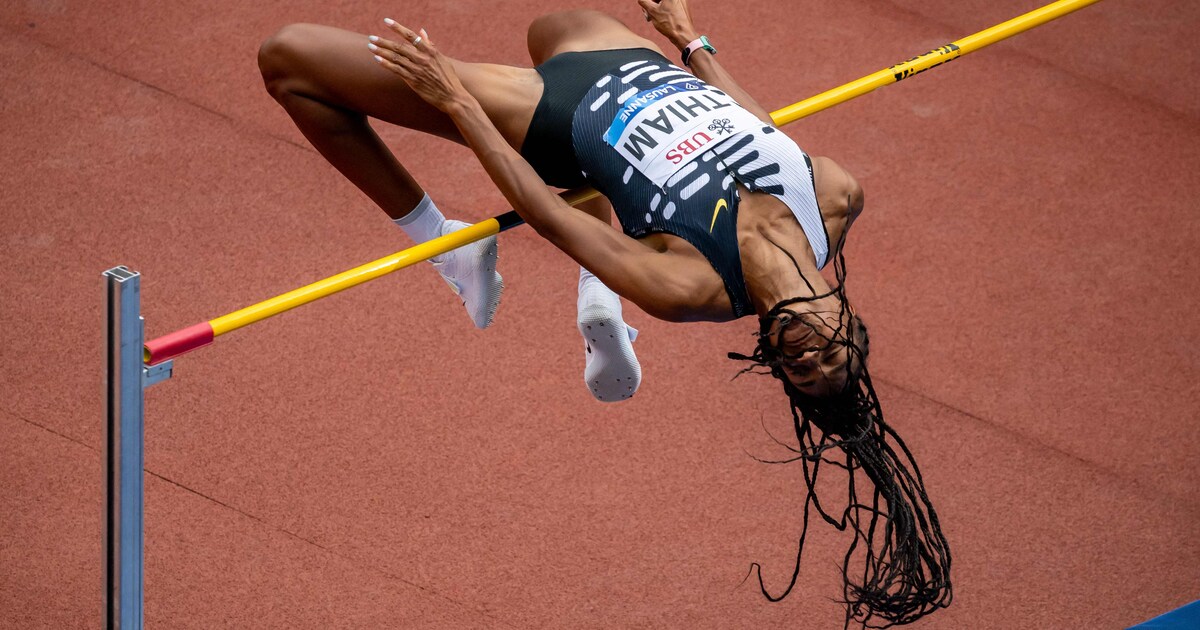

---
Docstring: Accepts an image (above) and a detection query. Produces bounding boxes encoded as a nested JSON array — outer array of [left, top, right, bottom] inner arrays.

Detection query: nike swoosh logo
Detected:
[[709, 198, 728, 233]]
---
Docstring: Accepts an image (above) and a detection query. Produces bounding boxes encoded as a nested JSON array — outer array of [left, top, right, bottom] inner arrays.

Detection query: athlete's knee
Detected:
[[258, 23, 320, 99]]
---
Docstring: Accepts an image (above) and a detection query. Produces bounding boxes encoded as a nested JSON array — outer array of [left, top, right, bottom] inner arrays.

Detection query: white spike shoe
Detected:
[[430, 220, 503, 329], [578, 303, 641, 402]]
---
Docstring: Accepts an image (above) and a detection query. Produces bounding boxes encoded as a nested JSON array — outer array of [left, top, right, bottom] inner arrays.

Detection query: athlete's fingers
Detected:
[[372, 52, 413, 79], [383, 18, 422, 47], [415, 28, 432, 52], [379, 20, 438, 67], [371, 24, 463, 112], [644, 0, 684, 17], [637, 0, 671, 23], [369, 30, 442, 77], [637, 0, 652, 21], [369, 35, 421, 78], [404, 27, 434, 57], [370, 45, 417, 73], [368, 35, 420, 65]]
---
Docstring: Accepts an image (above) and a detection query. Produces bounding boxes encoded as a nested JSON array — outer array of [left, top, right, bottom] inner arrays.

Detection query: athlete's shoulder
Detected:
[[811, 156, 864, 222]]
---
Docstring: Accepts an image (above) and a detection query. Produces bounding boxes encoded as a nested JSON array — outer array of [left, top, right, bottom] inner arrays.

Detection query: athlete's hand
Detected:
[[370, 20, 467, 113], [637, 0, 700, 50]]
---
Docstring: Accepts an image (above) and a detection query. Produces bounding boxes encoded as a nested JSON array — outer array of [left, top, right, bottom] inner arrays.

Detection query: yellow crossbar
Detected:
[[143, 0, 1101, 364], [772, 0, 1100, 125]]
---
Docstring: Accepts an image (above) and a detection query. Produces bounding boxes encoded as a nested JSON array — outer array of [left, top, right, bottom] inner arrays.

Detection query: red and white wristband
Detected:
[[681, 35, 716, 67]]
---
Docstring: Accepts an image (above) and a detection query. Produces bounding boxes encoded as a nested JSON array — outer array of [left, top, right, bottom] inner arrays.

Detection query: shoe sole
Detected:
[[578, 303, 641, 402]]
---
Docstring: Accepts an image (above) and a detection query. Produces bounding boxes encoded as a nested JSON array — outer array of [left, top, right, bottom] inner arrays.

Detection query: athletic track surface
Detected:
[[2, 0, 1197, 627]]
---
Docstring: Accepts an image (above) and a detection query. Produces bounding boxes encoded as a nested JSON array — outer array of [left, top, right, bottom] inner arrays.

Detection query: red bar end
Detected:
[[144, 322, 214, 365]]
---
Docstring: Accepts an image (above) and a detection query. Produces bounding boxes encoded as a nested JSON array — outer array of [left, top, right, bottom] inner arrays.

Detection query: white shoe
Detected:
[[430, 220, 503, 329], [578, 303, 641, 402]]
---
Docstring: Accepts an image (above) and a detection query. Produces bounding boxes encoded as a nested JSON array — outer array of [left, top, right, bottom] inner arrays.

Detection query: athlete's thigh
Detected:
[[265, 23, 541, 146], [526, 9, 663, 65]]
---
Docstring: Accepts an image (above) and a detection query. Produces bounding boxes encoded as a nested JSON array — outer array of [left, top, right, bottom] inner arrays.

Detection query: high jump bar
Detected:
[[143, 0, 1101, 365]]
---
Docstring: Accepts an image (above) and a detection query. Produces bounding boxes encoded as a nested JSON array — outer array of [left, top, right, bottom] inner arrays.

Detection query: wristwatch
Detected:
[[681, 35, 716, 67]]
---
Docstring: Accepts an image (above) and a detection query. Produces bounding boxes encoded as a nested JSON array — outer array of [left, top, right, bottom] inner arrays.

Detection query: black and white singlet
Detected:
[[520, 48, 828, 318]]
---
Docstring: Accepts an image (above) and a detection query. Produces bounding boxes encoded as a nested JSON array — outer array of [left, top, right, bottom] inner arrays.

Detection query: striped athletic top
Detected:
[[521, 48, 828, 318]]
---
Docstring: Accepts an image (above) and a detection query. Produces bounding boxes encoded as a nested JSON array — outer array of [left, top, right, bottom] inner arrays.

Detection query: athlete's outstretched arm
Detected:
[[370, 22, 724, 322], [638, 0, 775, 126]]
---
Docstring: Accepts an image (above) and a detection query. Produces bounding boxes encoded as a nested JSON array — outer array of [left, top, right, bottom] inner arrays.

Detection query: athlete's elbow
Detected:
[[648, 305, 692, 323], [641, 281, 705, 323], [526, 217, 564, 244], [485, 171, 558, 235], [516, 206, 573, 250]]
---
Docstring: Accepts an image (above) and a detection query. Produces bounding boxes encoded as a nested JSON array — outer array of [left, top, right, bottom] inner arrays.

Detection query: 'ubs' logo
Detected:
[[666, 132, 714, 164]]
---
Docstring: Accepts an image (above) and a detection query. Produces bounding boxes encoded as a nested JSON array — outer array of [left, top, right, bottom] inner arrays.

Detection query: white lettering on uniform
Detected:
[[603, 82, 764, 188]]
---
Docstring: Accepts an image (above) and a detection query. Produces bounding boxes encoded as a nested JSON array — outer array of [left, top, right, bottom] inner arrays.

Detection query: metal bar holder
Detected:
[[104, 266, 172, 630]]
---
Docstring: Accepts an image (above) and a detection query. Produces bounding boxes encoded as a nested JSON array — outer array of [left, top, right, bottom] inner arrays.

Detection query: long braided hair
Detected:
[[729, 248, 953, 628]]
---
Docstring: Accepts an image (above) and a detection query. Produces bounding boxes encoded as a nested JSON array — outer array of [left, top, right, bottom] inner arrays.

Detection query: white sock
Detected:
[[579, 267, 618, 310], [578, 268, 638, 340], [393, 194, 447, 259], [394, 195, 503, 329]]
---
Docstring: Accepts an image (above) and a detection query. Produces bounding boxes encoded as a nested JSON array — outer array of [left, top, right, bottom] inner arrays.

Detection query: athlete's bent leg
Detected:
[[259, 23, 459, 217], [257, 23, 536, 328]]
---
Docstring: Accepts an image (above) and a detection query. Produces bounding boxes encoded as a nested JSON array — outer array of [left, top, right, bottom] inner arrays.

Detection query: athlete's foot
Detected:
[[578, 302, 641, 402], [430, 220, 503, 329]]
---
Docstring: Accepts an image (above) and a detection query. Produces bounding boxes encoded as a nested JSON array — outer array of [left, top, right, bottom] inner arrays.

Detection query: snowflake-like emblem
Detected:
[[708, 118, 734, 135]]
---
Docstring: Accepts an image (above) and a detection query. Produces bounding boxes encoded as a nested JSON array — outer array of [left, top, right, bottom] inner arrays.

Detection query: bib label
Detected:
[[602, 81, 762, 187]]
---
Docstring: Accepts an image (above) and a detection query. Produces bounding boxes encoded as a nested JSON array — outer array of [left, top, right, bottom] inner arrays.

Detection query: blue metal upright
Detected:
[[104, 266, 172, 630]]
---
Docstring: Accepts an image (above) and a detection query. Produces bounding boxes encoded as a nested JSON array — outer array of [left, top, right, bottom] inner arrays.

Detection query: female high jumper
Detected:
[[258, 2, 951, 626]]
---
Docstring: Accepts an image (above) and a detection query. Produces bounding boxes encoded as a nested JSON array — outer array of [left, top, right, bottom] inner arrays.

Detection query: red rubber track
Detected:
[[2, 1, 1197, 628]]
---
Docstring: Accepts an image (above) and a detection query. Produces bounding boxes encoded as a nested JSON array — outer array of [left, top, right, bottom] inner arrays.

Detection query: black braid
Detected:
[[729, 248, 953, 628]]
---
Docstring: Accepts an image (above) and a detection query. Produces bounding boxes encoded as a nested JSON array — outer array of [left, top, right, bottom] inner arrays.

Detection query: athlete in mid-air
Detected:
[[258, 2, 951, 625]]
